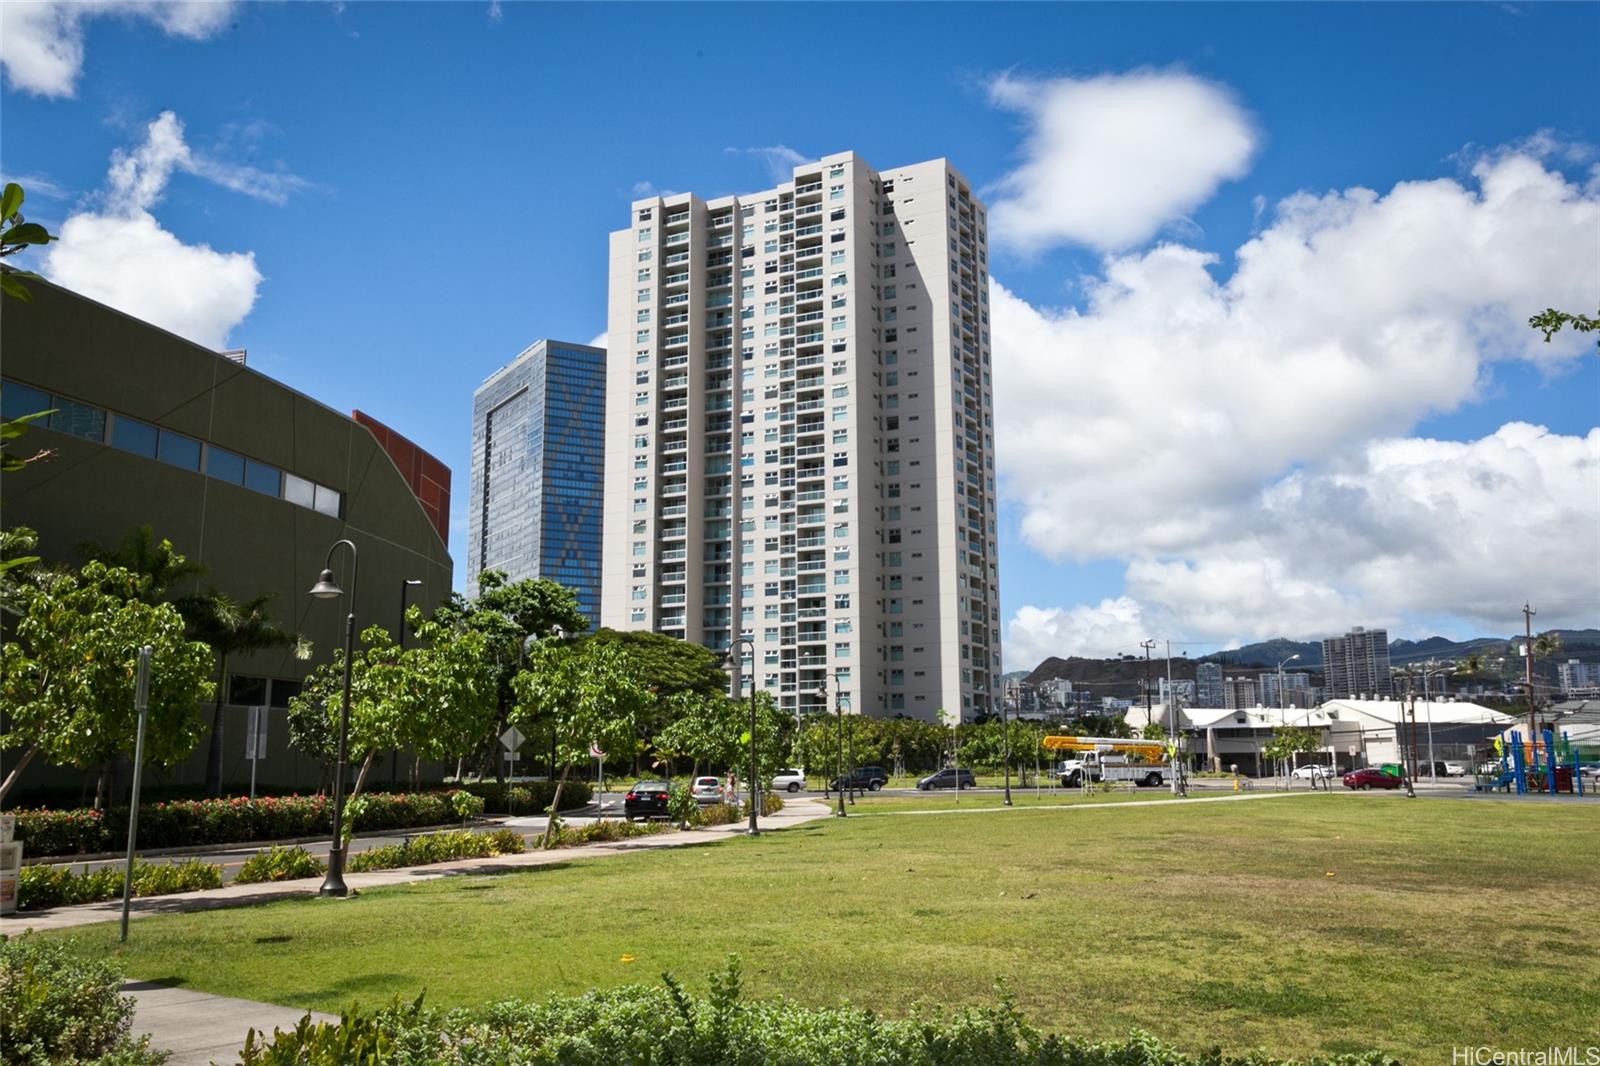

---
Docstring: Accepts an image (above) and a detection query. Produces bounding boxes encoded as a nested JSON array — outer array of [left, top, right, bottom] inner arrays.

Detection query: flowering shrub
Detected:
[[14, 791, 461, 857], [455, 779, 593, 815], [551, 820, 670, 847]]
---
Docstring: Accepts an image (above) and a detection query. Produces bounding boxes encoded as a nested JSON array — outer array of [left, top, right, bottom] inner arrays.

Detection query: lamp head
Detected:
[[404, 578, 423, 587], [309, 569, 343, 599]]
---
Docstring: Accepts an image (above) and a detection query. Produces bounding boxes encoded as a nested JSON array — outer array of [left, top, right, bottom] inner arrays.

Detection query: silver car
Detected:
[[690, 776, 726, 805], [770, 768, 806, 793]]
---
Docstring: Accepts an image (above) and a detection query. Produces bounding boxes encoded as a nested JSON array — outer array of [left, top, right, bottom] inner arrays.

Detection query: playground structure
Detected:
[[1479, 729, 1588, 796]]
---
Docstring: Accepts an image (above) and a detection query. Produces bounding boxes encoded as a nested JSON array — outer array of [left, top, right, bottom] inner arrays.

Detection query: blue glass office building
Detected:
[[467, 339, 606, 626]]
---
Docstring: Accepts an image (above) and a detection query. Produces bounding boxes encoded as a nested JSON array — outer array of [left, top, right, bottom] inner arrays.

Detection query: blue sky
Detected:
[[3, 1, 1596, 668]]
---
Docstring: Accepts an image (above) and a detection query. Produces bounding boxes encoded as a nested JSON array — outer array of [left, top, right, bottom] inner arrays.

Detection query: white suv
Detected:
[[771, 768, 806, 793]]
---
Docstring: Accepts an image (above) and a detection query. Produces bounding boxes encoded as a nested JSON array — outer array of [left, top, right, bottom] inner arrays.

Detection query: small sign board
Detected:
[[0, 840, 21, 916], [0, 813, 14, 844], [500, 726, 525, 751], [244, 706, 269, 760]]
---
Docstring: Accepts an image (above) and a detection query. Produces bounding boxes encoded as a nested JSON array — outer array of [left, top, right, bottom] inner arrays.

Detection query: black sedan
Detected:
[[624, 780, 671, 821], [916, 768, 977, 790]]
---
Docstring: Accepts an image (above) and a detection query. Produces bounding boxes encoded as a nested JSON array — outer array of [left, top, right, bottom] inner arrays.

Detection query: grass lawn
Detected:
[[51, 796, 1599, 1060]]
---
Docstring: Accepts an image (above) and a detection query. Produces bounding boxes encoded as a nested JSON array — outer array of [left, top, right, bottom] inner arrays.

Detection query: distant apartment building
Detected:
[[1158, 678, 1197, 705], [1222, 676, 1260, 709], [468, 339, 607, 625], [1038, 677, 1075, 709], [1557, 659, 1600, 694], [1258, 670, 1313, 708], [1195, 662, 1224, 707], [1321, 627, 1393, 698], [600, 151, 1001, 722]]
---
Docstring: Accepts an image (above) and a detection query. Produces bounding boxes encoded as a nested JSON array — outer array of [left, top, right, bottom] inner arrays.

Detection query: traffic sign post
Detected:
[[589, 742, 606, 817], [500, 726, 525, 780], [244, 705, 269, 800]]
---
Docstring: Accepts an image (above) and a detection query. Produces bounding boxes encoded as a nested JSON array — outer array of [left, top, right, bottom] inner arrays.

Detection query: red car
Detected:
[[1343, 768, 1403, 790]]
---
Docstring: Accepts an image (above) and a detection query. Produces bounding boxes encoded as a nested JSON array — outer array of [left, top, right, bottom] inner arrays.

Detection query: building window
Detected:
[[243, 458, 281, 497]]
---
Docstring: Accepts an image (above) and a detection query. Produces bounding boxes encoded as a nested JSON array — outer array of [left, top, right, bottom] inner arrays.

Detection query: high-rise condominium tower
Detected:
[[1320, 627, 1393, 698], [601, 151, 1000, 722], [468, 339, 606, 625]]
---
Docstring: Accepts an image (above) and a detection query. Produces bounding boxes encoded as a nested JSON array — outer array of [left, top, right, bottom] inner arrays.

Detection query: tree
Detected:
[[184, 591, 310, 797], [1, 560, 214, 804], [287, 616, 496, 805], [1263, 726, 1323, 786], [429, 571, 588, 780], [653, 690, 741, 778], [1, 390, 56, 475], [0, 182, 56, 303], [1529, 307, 1599, 352], [510, 638, 648, 846], [78, 525, 206, 605]]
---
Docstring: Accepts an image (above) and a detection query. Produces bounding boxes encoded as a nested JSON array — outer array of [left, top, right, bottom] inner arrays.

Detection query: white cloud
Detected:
[[1005, 598, 1149, 665], [0, 1, 236, 98], [725, 145, 811, 183], [987, 71, 1257, 253], [588, 331, 608, 349], [44, 111, 268, 350], [994, 146, 1600, 664]]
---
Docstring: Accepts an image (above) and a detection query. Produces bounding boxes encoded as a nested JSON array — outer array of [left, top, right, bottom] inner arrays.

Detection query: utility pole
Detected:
[[1522, 602, 1538, 740], [1141, 639, 1156, 727], [1165, 640, 1181, 796]]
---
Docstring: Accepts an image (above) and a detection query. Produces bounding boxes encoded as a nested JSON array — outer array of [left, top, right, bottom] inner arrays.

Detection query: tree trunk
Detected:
[[93, 764, 108, 811], [542, 762, 571, 849], [348, 749, 378, 805], [414, 755, 422, 791], [0, 743, 40, 805], [202, 651, 229, 798]]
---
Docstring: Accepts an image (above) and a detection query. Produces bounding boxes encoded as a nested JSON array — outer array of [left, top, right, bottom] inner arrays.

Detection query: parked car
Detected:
[[690, 776, 725, 805], [1289, 765, 1332, 780], [624, 780, 671, 820], [771, 768, 806, 793], [1443, 761, 1469, 777], [1343, 768, 1403, 791], [828, 765, 889, 792], [916, 767, 977, 790]]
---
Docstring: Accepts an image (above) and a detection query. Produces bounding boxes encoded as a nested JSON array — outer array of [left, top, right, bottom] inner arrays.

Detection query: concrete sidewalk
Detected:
[[3, 797, 834, 933], [124, 982, 335, 1066]]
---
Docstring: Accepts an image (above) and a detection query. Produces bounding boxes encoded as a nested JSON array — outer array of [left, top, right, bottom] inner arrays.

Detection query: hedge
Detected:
[[347, 829, 525, 873], [0, 933, 167, 1065], [17, 859, 222, 911], [235, 958, 1398, 1066], [9, 788, 557, 857]]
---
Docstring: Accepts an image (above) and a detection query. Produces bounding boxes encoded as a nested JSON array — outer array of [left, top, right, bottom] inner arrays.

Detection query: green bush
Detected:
[[746, 792, 785, 818], [234, 846, 326, 885], [699, 802, 741, 826], [346, 829, 524, 873], [17, 859, 222, 911], [551, 820, 670, 847], [234, 957, 1398, 1066], [448, 789, 485, 823], [0, 932, 167, 1065], [667, 782, 700, 826]]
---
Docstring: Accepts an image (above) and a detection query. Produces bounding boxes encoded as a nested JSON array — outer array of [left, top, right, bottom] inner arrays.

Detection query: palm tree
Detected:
[[186, 591, 311, 797], [79, 524, 205, 603]]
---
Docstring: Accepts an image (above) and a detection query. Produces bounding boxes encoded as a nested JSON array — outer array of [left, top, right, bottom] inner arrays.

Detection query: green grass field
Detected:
[[51, 796, 1599, 1060]]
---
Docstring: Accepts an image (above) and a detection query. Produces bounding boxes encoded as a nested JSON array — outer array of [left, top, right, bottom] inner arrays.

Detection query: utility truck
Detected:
[[1043, 735, 1170, 788]]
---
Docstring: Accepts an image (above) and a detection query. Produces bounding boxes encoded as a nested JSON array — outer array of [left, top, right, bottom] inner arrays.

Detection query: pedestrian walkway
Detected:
[[124, 982, 336, 1066], [866, 790, 1342, 816], [3, 796, 834, 933]]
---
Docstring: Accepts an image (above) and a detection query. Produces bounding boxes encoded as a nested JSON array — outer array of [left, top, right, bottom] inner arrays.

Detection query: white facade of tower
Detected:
[[601, 151, 1000, 722]]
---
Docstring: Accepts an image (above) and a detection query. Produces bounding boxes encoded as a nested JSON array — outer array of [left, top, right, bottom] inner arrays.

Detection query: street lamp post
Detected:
[[308, 539, 359, 898], [815, 672, 848, 818], [1277, 653, 1301, 782], [722, 638, 759, 835], [999, 696, 1013, 806], [393, 579, 422, 785]]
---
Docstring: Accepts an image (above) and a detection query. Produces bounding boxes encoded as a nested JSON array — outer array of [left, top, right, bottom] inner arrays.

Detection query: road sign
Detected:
[[244, 706, 269, 760], [589, 742, 605, 759], [500, 725, 525, 751]]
